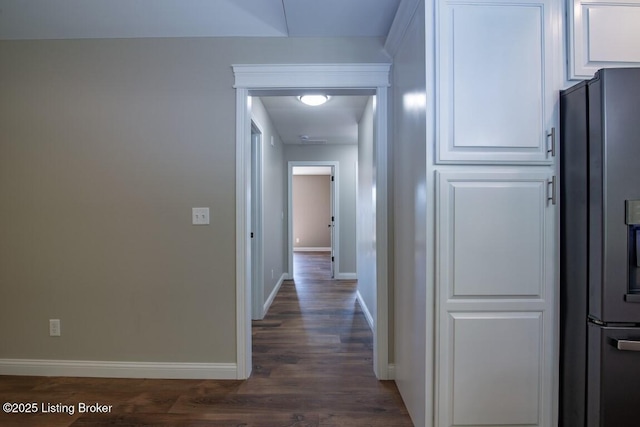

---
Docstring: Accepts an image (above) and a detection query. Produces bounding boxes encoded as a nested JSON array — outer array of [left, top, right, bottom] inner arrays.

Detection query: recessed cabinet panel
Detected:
[[438, 172, 550, 299], [569, 0, 640, 79], [588, 7, 640, 62], [449, 312, 542, 426], [438, 3, 553, 163]]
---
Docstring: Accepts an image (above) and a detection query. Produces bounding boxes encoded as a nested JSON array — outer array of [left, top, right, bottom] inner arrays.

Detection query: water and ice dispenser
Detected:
[[626, 200, 640, 297]]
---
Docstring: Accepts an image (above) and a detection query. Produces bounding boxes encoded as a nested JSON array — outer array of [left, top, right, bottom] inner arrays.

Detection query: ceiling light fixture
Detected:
[[298, 94, 330, 106]]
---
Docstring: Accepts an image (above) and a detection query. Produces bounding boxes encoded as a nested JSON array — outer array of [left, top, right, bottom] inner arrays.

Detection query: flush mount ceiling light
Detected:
[[298, 94, 330, 106]]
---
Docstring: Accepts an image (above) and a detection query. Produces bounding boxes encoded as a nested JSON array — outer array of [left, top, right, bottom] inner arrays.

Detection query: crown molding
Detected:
[[384, 0, 422, 57]]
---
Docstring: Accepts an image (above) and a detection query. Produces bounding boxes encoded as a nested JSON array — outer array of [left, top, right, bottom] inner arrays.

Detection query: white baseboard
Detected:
[[0, 359, 237, 379], [335, 272, 357, 280], [293, 247, 331, 252], [388, 363, 396, 380], [263, 273, 286, 316], [356, 290, 374, 332]]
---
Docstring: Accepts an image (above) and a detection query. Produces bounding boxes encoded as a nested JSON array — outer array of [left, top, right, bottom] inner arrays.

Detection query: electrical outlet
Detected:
[[296, 237, 300, 243], [271, 269, 274, 279], [49, 319, 61, 337], [192, 207, 210, 225]]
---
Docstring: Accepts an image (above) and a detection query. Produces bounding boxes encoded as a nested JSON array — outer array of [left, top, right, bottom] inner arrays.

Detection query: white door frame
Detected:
[[289, 161, 339, 279], [233, 63, 391, 380]]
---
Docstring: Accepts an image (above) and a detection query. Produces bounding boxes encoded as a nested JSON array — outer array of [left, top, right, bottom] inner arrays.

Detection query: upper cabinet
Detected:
[[436, 0, 560, 164], [568, 0, 640, 79]]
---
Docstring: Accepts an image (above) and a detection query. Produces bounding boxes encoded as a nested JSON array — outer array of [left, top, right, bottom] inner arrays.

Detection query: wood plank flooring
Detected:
[[0, 252, 413, 426]]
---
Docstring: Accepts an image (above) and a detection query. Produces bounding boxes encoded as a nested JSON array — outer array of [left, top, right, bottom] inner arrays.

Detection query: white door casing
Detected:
[[233, 64, 391, 380]]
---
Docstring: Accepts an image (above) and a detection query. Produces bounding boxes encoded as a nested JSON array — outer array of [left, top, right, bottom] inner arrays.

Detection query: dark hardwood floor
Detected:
[[0, 252, 413, 426]]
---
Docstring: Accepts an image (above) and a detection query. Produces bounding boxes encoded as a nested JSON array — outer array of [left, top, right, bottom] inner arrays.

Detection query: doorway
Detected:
[[289, 163, 338, 279], [250, 121, 264, 320], [233, 63, 391, 380]]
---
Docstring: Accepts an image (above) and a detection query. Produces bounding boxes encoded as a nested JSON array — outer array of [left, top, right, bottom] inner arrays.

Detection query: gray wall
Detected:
[[283, 144, 358, 275], [292, 175, 331, 249], [0, 37, 389, 363], [389, 3, 429, 425], [251, 97, 286, 310], [357, 97, 377, 321]]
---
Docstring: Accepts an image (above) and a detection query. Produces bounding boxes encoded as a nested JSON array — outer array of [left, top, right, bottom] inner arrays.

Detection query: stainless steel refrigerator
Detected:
[[560, 67, 640, 427]]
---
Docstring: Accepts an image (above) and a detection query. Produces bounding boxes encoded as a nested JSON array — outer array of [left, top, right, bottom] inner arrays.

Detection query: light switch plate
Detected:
[[192, 207, 210, 225]]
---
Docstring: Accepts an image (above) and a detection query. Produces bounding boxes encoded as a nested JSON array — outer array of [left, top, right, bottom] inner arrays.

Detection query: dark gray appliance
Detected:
[[560, 67, 640, 427]]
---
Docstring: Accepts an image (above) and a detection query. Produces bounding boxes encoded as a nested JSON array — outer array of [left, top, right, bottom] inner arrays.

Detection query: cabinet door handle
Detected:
[[547, 127, 556, 157], [611, 338, 640, 352], [547, 176, 557, 205]]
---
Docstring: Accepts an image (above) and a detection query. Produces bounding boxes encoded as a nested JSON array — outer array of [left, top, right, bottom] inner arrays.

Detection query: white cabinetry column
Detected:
[[429, 0, 561, 423]]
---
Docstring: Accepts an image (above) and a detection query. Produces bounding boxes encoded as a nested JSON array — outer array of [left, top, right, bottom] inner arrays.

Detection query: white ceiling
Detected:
[[0, 0, 401, 40], [260, 95, 370, 145]]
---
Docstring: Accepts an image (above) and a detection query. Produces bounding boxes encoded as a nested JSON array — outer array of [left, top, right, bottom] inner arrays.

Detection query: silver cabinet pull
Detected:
[[547, 127, 556, 157], [547, 176, 557, 205], [611, 339, 640, 352]]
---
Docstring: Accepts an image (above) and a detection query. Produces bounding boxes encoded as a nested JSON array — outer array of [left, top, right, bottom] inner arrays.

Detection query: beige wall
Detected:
[[0, 37, 389, 364], [251, 97, 286, 308], [293, 175, 331, 249]]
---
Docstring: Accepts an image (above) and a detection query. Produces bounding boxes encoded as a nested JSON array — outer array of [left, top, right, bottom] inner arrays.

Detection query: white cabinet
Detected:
[[429, 0, 560, 424], [436, 170, 556, 427], [437, 0, 559, 163], [569, 0, 640, 79]]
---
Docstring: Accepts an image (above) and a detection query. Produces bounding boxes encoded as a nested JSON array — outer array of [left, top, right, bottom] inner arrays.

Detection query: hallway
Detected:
[[249, 251, 413, 426], [0, 252, 412, 426]]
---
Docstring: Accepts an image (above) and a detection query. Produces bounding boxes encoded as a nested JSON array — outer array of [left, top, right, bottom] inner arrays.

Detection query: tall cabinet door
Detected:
[[437, 0, 559, 164], [436, 171, 556, 427]]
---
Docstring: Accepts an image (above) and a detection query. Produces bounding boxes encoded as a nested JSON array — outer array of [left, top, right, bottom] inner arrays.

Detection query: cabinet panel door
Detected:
[[438, 171, 553, 300], [447, 312, 543, 426], [436, 170, 555, 427], [569, 0, 640, 79], [438, 2, 556, 163]]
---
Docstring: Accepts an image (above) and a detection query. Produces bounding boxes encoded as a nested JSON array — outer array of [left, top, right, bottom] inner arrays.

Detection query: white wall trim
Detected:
[[356, 290, 375, 332], [235, 87, 252, 380], [0, 359, 237, 379], [233, 64, 390, 89], [373, 85, 390, 380], [336, 272, 357, 280], [384, 0, 422, 56], [233, 63, 391, 380], [293, 247, 331, 252], [388, 363, 396, 380], [262, 273, 286, 318]]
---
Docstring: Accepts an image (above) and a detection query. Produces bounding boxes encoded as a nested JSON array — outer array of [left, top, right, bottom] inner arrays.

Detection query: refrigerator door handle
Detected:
[[611, 338, 640, 352]]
